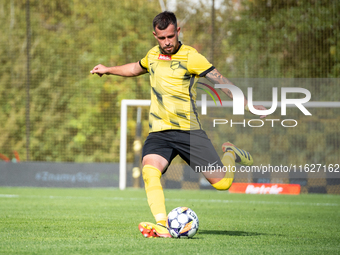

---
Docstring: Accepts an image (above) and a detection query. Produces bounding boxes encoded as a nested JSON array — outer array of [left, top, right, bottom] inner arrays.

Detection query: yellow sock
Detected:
[[212, 152, 236, 190], [142, 165, 167, 226]]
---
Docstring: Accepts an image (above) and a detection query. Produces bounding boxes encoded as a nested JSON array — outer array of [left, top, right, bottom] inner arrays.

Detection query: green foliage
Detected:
[[227, 0, 340, 78], [0, 0, 158, 162], [0, 0, 338, 162]]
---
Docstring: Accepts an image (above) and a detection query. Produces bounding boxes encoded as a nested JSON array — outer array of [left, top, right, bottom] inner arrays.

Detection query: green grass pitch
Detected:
[[0, 187, 339, 254]]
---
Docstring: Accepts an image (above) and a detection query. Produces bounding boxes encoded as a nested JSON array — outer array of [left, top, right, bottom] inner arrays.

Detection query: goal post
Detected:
[[119, 99, 150, 190], [119, 99, 340, 190]]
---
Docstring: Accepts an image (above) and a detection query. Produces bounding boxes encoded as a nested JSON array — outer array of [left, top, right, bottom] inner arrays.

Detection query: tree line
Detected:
[[0, 0, 338, 162]]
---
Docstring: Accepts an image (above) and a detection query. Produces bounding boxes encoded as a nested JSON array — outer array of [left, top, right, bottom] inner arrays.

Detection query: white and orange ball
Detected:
[[166, 207, 199, 238]]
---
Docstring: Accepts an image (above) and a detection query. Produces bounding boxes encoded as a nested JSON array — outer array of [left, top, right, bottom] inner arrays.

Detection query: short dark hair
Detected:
[[153, 11, 177, 31]]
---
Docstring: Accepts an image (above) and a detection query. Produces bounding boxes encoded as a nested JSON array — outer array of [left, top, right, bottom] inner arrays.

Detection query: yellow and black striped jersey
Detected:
[[139, 43, 214, 132]]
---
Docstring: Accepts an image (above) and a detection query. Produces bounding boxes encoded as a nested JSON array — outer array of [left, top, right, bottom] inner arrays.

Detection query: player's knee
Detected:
[[211, 178, 233, 191], [142, 167, 148, 182], [142, 165, 162, 183], [142, 165, 151, 182]]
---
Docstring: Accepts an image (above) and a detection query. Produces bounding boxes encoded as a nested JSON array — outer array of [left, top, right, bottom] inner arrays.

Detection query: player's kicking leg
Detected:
[[222, 142, 253, 166], [203, 142, 253, 190]]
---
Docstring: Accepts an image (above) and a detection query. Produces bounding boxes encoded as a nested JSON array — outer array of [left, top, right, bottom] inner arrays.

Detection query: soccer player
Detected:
[[91, 11, 267, 238]]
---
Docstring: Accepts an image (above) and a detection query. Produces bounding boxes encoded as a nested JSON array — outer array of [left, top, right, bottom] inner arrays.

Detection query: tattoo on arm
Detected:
[[205, 68, 234, 99]]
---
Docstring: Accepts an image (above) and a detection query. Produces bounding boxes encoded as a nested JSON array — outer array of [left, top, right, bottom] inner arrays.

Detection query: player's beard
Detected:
[[161, 41, 179, 55], [162, 46, 174, 54]]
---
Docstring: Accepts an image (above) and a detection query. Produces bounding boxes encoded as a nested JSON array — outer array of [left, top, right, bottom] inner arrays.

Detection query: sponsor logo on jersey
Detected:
[[158, 54, 172, 61]]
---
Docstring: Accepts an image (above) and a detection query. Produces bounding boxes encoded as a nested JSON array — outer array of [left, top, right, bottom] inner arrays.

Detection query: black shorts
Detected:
[[142, 130, 222, 172]]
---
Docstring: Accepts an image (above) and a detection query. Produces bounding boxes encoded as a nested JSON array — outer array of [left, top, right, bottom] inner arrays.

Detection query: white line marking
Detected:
[[0, 194, 19, 198], [0, 194, 338, 206]]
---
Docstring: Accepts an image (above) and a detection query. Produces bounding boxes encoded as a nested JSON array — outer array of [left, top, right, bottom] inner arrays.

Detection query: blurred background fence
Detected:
[[0, 0, 339, 192]]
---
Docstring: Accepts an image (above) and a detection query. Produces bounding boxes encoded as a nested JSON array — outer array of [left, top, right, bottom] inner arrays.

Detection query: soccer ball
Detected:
[[166, 207, 199, 238]]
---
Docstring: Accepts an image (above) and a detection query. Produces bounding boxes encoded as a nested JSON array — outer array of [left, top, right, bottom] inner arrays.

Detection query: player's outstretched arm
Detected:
[[205, 68, 235, 99], [90, 62, 147, 77], [205, 68, 267, 118]]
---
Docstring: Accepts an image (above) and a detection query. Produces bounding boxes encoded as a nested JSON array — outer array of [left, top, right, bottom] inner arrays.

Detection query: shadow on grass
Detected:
[[198, 230, 268, 236]]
